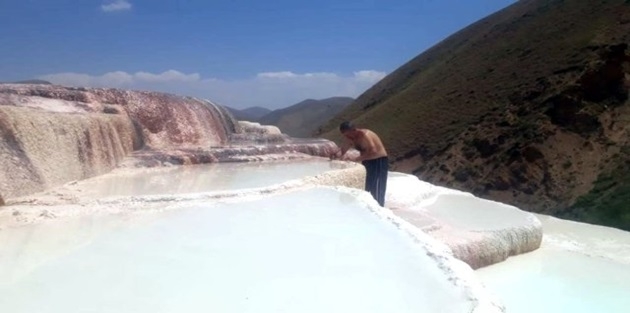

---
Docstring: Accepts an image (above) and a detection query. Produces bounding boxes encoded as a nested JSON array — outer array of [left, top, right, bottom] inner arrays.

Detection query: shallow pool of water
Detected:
[[67, 159, 349, 198], [477, 248, 630, 313], [422, 193, 532, 231], [0, 188, 477, 313], [476, 215, 630, 313]]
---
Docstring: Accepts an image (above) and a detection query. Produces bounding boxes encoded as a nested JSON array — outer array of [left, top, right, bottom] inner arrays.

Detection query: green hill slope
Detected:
[[318, 0, 630, 230]]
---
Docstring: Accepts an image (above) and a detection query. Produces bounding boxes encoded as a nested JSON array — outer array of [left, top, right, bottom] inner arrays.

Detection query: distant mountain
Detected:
[[318, 0, 630, 230], [258, 97, 354, 138], [241, 106, 272, 120], [226, 106, 271, 121]]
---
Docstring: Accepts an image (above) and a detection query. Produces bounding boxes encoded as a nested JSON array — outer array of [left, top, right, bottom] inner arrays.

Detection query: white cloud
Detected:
[[101, 0, 132, 12], [100, 71, 134, 85], [257, 71, 340, 79], [354, 70, 387, 82], [39, 69, 387, 110], [257, 71, 297, 78], [40, 70, 198, 87], [135, 70, 200, 83]]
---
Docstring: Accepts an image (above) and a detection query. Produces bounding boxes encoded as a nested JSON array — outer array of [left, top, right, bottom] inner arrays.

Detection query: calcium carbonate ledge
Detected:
[[0, 161, 365, 229], [386, 172, 543, 269]]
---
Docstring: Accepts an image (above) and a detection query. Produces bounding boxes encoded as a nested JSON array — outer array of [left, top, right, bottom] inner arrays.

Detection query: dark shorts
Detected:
[[362, 156, 388, 206]]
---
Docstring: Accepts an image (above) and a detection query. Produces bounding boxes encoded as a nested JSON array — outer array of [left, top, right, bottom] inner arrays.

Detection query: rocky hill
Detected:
[[259, 97, 353, 138], [318, 0, 630, 230]]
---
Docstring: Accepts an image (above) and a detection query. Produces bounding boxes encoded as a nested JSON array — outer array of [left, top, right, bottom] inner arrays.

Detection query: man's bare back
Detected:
[[332, 121, 387, 162], [339, 129, 387, 162]]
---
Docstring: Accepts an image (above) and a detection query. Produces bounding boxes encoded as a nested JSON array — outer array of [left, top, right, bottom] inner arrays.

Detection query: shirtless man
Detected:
[[332, 121, 388, 206]]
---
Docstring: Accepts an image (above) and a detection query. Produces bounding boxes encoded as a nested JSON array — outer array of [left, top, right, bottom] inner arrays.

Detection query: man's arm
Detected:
[[331, 141, 351, 160]]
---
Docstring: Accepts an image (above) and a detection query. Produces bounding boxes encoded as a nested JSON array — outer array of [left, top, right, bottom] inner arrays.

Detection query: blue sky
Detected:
[[0, 0, 515, 109]]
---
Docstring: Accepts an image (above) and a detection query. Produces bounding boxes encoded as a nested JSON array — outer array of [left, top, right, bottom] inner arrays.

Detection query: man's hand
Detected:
[[339, 149, 361, 162]]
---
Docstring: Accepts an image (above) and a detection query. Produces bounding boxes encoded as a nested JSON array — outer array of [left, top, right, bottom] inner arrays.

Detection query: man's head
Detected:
[[339, 121, 360, 139]]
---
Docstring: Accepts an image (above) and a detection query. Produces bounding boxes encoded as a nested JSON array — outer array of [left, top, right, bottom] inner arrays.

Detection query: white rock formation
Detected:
[[0, 85, 339, 201], [0, 186, 504, 313], [385, 172, 542, 268], [238, 121, 282, 135]]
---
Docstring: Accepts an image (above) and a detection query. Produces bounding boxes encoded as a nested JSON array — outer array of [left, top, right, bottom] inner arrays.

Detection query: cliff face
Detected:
[[0, 84, 240, 200], [1, 84, 239, 149], [318, 0, 630, 229], [0, 106, 140, 200]]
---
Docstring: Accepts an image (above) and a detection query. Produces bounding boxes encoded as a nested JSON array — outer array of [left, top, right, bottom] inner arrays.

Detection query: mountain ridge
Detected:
[[259, 96, 353, 138], [226, 106, 271, 121]]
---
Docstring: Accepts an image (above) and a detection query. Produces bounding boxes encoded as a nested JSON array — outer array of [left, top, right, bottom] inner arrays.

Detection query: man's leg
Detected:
[[375, 157, 388, 206], [363, 160, 379, 203]]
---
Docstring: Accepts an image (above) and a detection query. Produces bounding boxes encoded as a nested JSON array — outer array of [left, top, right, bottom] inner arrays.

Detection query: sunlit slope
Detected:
[[319, 0, 630, 229]]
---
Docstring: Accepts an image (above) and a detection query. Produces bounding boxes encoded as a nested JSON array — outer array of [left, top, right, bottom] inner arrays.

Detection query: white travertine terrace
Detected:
[[0, 160, 363, 227], [0, 84, 338, 201], [385, 172, 543, 269], [0, 161, 505, 313], [238, 121, 282, 135], [5, 157, 630, 312]]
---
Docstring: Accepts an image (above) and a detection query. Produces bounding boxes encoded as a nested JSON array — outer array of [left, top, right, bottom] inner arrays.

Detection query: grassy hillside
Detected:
[[259, 97, 353, 138], [318, 0, 630, 230]]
